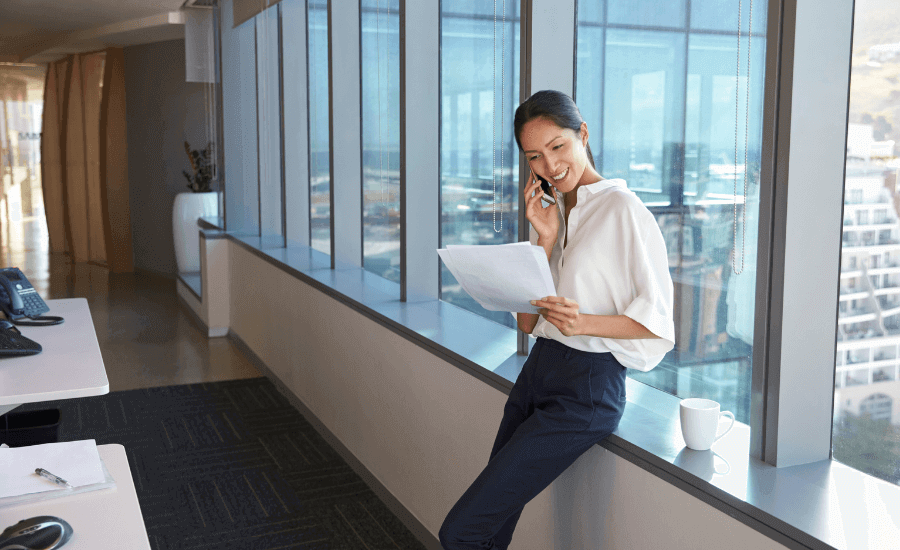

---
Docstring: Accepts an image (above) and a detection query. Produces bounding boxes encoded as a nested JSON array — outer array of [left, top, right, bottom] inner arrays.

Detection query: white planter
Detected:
[[173, 191, 218, 273]]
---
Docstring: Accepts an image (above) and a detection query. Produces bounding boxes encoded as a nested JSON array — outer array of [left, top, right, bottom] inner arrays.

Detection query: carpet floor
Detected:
[[13, 377, 429, 550]]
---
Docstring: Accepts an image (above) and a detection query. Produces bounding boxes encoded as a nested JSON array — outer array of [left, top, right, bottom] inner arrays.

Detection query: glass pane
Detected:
[[577, 0, 604, 25], [309, 0, 331, 255], [361, 0, 400, 284], [222, 1, 260, 235], [607, 0, 686, 29], [685, 33, 766, 207], [832, 0, 900, 487], [602, 29, 685, 206], [257, 7, 283, 243], [440, 0, 520, 329], [0, 64, 48, 257], [690, 0, 767, 34], [576, 0, 768, 424]]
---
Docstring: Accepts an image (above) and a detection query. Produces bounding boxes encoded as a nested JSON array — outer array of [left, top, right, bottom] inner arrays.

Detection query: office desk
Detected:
[[0, 298, 109, 416], [0, 444, 151, 550]]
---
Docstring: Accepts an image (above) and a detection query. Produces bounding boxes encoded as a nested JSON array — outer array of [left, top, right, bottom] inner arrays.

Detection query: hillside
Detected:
[[848, 0, 900, 153]]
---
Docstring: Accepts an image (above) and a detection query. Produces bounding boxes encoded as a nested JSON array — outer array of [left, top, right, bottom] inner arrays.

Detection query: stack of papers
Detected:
[[0, 440, 107, 499], [437, 242, 556, 313]]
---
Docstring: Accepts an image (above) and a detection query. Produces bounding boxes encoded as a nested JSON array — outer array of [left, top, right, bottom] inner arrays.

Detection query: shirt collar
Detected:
[[580, 178, 627, 195], [557, 179, 627, 212]]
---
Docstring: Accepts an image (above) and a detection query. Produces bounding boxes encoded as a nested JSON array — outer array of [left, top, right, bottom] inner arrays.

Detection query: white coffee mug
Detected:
[[680, 398, 735, 451]]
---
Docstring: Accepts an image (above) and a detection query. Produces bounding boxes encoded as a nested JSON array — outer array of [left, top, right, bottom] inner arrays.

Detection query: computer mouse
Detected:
[[0, 319, 13, 330], [0, 516, 73, 550]]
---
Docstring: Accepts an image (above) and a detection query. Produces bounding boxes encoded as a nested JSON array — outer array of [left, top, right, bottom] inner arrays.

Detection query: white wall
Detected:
[[219, 242, 789, 549]]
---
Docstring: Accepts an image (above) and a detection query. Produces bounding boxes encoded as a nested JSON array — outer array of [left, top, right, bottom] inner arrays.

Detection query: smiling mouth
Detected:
[[552, 168, 568, 181]]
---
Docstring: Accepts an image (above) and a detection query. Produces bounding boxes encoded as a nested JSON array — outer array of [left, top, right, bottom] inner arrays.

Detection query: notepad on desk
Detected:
[[0, 439, 109, 501]]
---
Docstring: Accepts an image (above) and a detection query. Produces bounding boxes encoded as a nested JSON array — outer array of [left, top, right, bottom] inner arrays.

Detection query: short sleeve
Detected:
[[618, 213, 675, 370]]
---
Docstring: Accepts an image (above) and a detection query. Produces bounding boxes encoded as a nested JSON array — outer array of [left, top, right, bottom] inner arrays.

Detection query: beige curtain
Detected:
[[41, 48, 134, 271], [41, 60, 69, 254]]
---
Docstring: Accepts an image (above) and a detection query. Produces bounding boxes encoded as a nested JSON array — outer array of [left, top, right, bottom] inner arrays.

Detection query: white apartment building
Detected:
[[836, 124, 900, 425]]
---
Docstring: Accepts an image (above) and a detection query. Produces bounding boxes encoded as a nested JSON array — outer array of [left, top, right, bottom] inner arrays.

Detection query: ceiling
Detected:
[[0, 0, 192, 64]]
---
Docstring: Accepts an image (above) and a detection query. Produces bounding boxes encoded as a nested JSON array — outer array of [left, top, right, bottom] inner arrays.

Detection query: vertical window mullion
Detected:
[[758, 0, 854, 467], [328, 0, 363, 268], [401, 0, 440, 301], [282, 0, 310, 247]]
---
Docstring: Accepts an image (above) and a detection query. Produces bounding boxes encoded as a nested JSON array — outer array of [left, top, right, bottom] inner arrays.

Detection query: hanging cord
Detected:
[[375, 0, 385, 211], [207, 6, 218, 184], [259, 0, 269, 224], [386, 1, 392, 213], [492, 0, 507, 233], [310, 2, 319, 215], [732, 0, 753, 275]]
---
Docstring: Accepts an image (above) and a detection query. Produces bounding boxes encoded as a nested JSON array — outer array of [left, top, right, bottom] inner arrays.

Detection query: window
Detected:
[[832, 0, 900, 487], [257, 4, 283, 243], [440, 0, 521, 328], [221, 0, 260, 235], [0, 64, 47, 230], [361, 0, 400, 284], [576, 0, 767, 423], [308, 0, 331, 255]]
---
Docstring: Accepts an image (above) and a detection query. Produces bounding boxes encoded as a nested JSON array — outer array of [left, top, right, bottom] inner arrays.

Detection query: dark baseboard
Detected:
[[227, 331, 442, 550]]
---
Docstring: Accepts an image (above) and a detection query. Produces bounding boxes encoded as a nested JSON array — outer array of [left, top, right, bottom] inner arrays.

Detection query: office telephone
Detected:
[[0, 268, 63, 327]]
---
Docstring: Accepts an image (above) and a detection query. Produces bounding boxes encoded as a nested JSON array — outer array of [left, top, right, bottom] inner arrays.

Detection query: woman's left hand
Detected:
[[531, 296, 581, 337]]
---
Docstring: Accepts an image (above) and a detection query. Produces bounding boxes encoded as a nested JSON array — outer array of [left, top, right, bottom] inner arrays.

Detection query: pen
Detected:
[[35, 468, 73, 488]]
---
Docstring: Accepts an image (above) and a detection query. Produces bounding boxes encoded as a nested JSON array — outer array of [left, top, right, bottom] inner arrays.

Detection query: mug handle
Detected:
[[714, 411, 735, 443]]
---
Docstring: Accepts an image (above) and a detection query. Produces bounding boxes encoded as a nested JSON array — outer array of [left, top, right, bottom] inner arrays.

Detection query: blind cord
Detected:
[[733, 0, 753, 275], [492, 0, 507, 233]]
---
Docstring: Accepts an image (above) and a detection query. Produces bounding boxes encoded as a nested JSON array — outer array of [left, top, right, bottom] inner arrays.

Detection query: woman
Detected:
[[438, 90, 675, 550]]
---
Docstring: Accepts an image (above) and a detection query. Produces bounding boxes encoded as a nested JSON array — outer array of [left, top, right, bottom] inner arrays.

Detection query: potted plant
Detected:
[[173, 141, 218, 274]]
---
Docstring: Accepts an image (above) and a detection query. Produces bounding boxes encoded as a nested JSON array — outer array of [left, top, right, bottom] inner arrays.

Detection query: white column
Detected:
[[760, 0, 854, 467], [328, 0, 363, 267], [399, 0, 440, 301]]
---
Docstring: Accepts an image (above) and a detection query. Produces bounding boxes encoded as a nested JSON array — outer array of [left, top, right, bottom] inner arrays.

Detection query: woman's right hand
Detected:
[[524, 170, 560, 244]]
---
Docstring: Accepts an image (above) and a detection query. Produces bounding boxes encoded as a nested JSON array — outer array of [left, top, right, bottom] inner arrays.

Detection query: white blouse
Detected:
[[522, 178, 675, 372]]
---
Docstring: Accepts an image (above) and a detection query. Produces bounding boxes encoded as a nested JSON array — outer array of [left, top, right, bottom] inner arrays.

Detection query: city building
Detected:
[[837, 123, 900, 424]]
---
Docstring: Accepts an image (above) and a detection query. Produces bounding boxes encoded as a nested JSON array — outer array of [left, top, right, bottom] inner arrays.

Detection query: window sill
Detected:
[[217, 231, 899, 550]]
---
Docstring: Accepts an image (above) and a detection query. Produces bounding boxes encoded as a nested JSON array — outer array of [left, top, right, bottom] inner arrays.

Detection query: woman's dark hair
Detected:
[[513, 90, 595, 168]]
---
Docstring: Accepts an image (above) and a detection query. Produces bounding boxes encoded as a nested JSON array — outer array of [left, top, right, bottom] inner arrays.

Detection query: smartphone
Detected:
[[529, 171, 557, 206]]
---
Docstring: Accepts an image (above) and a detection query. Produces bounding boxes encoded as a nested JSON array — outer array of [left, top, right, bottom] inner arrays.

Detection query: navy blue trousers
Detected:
[[439, 338, 627, 550]]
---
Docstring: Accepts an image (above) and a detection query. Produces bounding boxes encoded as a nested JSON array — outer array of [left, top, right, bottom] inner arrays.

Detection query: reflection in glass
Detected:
[[308, 0, 331, 255], [576, 0, 767, 424], [602, 29, 684, 206], [832, 0, 900, 487], [607, 0, 685, 29], [361, 0, 400, 284], [440, 0, 520, 329], [690, 0, 767, 34]]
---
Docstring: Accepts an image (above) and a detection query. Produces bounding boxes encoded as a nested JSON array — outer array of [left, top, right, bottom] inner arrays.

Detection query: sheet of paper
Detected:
[[0, 439, 106, 498], [438, 242, 556, 312]]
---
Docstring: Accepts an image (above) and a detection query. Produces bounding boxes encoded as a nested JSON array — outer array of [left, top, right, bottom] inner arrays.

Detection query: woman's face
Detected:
[[520, 117, 590, 195]]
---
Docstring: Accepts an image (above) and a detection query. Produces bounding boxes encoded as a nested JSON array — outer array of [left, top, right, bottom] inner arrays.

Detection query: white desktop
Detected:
[[0, 299, 149, 549]]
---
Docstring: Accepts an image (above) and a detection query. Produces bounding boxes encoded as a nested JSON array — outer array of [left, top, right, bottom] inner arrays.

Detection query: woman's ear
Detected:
[[580, 122, 589, 146]]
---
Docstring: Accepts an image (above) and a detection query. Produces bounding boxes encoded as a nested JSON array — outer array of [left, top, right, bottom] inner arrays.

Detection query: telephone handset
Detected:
[[528, 170, 557, 206], [0, 267, 63, 326]]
